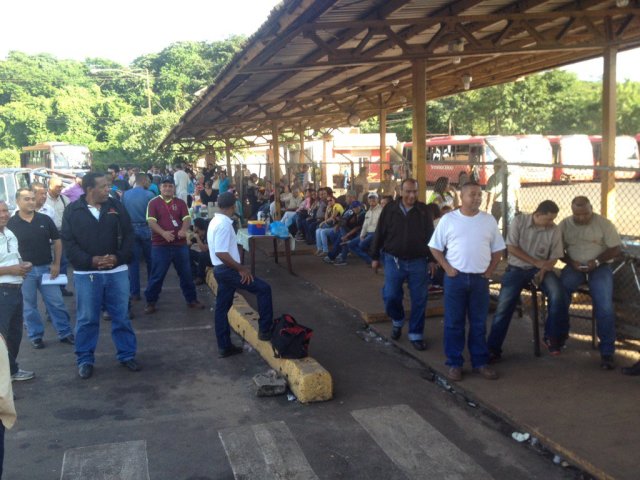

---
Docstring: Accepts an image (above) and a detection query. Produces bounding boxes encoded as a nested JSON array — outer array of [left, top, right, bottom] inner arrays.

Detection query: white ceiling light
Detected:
[[347, 113, 361, 126], [616, 0, 629, 7]]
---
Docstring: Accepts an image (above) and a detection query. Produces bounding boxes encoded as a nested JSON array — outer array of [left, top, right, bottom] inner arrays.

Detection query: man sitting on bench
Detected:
[[487, 200, 566, 361]]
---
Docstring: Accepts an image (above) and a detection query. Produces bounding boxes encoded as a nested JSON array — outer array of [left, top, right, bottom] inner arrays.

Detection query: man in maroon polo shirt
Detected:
[[143, 177, 205, 314]]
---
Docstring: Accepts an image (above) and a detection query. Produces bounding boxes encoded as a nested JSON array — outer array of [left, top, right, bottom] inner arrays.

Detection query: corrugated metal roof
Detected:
[[161, 0, 640, 151]]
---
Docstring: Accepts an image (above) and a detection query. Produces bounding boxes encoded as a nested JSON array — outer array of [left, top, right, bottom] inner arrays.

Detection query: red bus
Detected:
[[402, 135, 554, 185]]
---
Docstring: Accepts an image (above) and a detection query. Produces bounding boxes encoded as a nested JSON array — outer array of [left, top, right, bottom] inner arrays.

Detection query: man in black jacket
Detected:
[[61, 172, 139, 379], [370, 178, 436, 351]]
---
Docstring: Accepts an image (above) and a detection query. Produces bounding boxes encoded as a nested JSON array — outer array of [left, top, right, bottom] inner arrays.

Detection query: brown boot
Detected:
[[474, 365, 499, 380], [446, 366, 462, 382]]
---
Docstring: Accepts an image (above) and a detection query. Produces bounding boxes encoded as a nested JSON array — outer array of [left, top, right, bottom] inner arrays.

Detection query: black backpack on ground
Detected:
[[271, 314, 313, 359]]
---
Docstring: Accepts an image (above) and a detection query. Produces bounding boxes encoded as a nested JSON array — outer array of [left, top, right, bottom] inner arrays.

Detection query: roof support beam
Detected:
[[601, 47, 617, 221], [411, 59, 427, 202]]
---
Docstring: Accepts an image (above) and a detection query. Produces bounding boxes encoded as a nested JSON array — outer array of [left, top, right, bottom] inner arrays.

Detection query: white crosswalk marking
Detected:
[[60, 440, 150, 480], [352, 404, 491, 480], [219, 421, 319, 480]]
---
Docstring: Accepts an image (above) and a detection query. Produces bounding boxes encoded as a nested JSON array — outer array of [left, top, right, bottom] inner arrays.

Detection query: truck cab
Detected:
[[0, 168, 32, 215]]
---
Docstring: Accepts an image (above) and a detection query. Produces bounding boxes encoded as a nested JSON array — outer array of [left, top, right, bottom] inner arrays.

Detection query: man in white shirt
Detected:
[[173, 161, 190, 203], [429, 182, 505, 382], [208, 192, 274, 358], [346, 192, 382, 264], [32, 182, 55, 220], [44, 176, 73, 296], [0, 200, 34, 382]]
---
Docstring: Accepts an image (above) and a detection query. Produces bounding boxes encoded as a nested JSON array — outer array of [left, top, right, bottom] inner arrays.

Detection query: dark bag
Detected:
[[271, 314, 313, 359]]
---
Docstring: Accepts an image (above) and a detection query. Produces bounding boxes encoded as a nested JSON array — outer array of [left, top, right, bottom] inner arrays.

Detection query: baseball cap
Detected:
[[367, 192, 379, 199], [160, 176, 175, 185], [350, 201, 362, 209]]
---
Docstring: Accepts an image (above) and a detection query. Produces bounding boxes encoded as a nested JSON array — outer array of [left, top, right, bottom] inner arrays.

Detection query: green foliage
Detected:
[[1, 41, 638, 170]]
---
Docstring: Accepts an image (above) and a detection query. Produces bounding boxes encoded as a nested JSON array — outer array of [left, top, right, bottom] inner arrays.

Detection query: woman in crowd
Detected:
[[428, 176, 459, 209]]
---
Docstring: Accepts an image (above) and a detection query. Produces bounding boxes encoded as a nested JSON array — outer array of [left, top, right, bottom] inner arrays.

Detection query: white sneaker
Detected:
[[11, 369, 35, 382]]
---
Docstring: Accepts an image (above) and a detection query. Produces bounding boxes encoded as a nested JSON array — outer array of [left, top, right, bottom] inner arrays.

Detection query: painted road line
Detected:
[[352, 404, 491, 479], [60, 440, 150, 480], [219, 421, 318, 479]]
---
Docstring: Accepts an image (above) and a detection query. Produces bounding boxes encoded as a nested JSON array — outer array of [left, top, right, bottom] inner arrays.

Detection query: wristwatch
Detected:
[[594, 258, 601, 267]]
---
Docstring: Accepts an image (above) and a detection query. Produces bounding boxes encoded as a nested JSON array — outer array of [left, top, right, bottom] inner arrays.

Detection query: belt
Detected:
[[132, 222, 149, 226], [0, 283, 22, 289]]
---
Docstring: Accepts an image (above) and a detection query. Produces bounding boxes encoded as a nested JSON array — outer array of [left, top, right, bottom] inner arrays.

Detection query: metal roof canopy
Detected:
[[160, 0, 640, 151]]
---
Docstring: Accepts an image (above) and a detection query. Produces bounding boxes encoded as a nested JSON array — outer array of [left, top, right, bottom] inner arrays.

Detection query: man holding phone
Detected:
[[559, 196, 622, 370]]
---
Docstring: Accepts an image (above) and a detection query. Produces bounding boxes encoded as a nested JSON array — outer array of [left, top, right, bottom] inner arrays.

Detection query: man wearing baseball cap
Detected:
[[144, 177, 205, 314], [323, 200, 365, 266], [347, 192, 382, 265], [208, 192, 274, 357]]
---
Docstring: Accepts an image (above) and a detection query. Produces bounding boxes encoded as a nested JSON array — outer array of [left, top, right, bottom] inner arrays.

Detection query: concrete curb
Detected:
[[206, 269, 333, 404]]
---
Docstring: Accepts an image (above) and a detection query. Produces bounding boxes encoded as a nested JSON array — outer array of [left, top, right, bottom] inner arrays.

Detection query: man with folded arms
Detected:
[[8, 189, 74, 349], [208, 192, 273, 358], [429, 182, 505, 381]]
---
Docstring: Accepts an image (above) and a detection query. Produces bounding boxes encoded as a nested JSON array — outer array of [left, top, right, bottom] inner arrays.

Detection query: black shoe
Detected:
[[488, 351, 502, 364], [31, 338, 45, 349], [78, 364, 93, 379], [218, 345, 243, 358], [258, 330, 272, 341], [411, 340, 427, 351], [600, 355, 615, 370], [61, 288, 73, 297], [391, 326, 401, 340], [120, 359, 141, 372], [60, 334, 75, 345], [621, 360, 640, 376]]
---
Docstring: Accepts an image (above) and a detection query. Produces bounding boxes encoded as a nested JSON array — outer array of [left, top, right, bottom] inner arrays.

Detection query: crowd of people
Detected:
[[0, 158, 638, 476]]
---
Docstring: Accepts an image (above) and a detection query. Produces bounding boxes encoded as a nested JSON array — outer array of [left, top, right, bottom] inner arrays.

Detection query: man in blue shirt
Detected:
[[122, 173, 155, 300]]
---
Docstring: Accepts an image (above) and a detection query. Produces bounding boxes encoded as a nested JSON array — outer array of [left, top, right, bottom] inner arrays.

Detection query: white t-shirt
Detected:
[[173, 170, 190, 199], [208, 213, 240, 266], [428, 209, 505, 273]]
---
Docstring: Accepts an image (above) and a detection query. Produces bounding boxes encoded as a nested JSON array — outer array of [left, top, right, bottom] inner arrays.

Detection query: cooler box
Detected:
[[247, 221, 267, 235]]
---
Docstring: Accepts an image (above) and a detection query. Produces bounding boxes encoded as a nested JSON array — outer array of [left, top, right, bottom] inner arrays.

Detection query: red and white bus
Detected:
[[590, 135, 640, 180], [21, 142, 92, 173], [548, 134, 595, 182], [402, 135, 554, 185]]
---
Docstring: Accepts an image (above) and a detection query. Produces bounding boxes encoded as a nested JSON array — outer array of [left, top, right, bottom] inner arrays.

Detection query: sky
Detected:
[[1, 0, 639, 81]]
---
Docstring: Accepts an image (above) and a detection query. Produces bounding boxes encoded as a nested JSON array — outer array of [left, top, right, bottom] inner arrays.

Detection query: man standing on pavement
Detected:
[[122, 173, 155, 301], [429, 182, 505, 381], [208, 192, 274, 357], [144, 177, 205, 314], [0, 200, 34, 382], [45, 176, 72, 297], [173, 161, 190, 203], [8, 189, 74, 349], [31, 182, 55, 220], [370, 178, 436, 351], [487, 200, 568, 360], [559, 196, 622, 370], [61, 172, 139, 379]]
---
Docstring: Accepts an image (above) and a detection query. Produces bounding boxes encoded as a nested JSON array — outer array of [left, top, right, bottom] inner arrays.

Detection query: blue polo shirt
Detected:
[[122, 187, 155, 224]]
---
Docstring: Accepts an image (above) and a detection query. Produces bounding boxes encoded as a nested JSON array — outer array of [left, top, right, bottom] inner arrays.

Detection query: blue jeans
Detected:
[[145, 245, 197, 304], [443, 273, 490, 368], [382, 255, 429, 341], [213, 265, 273, 350], [22, 264, 73, 341], [0, 286, 23, 375], [74, 270, 137, 366], [128, 224, 152, 297], [487, 266, 568, 355], [347, 233, 374, 264], [315, 225, 334, 253], [561, 264, 616, 356]]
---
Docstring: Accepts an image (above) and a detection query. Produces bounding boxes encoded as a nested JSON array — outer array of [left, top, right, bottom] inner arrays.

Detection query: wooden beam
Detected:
[[411, 59, 427, 202], [601, 47, 617, 221], [379, 103, 388, 172], [272, 122, 282, 220]]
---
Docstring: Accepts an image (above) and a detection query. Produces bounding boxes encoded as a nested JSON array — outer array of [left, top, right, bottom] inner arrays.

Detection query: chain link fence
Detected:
[[436, 161, 640, 335]]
